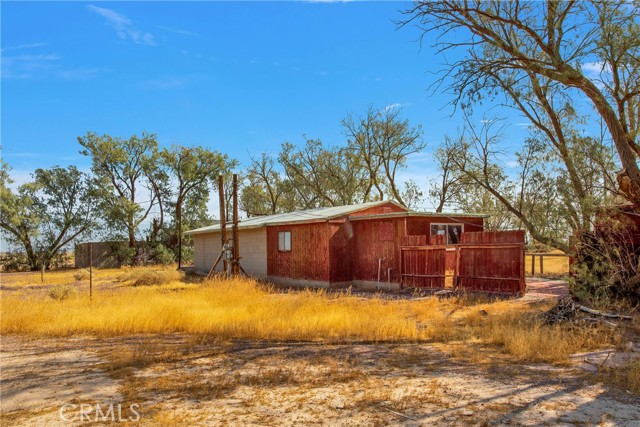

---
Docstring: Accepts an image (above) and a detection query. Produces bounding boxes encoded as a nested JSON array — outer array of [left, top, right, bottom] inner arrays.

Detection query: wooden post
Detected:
[[540, 255, 544, 275], [89, 243, 93, 301], [218, 175, 228, 275], [531, 254, 535, 276], [41, 264, 44, 284], [232, 173, 239, 276]]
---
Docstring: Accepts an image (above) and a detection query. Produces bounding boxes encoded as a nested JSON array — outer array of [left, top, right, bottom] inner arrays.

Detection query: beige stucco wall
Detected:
[[191, 228, 267, 278]]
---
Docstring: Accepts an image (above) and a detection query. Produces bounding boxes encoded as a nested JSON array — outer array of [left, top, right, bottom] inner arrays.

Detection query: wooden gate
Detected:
[[401, 235, 446, 288], [401, 230, 525, 295]]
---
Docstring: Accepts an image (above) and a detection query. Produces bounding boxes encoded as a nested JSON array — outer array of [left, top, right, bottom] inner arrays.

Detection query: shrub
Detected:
[[74, 269, 90, 281], [570, 215, 640, 307], [111, 244, 136, 267], [0, 252, 30, 272], [49, 285, 78, 301], [180, 245, 194, 264], [152, 244, 176, 265], [122, 268, 184, 286]]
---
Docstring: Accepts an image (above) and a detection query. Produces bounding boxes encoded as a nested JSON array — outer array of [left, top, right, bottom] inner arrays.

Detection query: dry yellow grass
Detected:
[[0, 270, 621, 363], [1, 278, 422, 341], [525, 250, 570, 275], [601, 359, 640, 394], [0, 267, 125, 287]]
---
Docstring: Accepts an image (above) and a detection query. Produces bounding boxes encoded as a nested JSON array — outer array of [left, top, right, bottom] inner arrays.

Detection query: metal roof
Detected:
[[185, 200, 488, 235], [184, 200, 405, 235], [348, 211, 489, 221]]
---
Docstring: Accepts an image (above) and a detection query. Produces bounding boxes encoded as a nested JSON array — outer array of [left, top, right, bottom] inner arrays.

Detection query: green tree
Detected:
[[343, 106, 426, 206], [242, 107, 427, 216], [78, 132, 165, 248], [160, 145, 235, 266], [241, 153, 294, 217], [0, 163, 97, 270], [279, 139, 370, 208], [403, 0, 640, 205], [433, 114, 615, 252]]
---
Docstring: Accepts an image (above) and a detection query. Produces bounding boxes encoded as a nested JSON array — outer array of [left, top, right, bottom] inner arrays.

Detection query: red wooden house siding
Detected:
[[267, 223, 331, 281], [263, 201, 484, 287], [328, 220, 353, 283], [266, 202, 406, 283], [349, 203, 407, 217], [350, 216, 485, 285], [351, 218, 406, 283]]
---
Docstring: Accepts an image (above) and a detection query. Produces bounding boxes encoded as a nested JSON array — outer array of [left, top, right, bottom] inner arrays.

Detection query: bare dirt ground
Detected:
[[1, 334, 639, 427]]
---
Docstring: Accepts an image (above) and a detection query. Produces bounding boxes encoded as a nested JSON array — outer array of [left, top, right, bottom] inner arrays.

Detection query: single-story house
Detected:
[[185, 200, 487, 289]]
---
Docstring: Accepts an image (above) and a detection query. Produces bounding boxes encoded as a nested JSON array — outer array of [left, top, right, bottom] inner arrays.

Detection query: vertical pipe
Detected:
[[218, 175, 227, 276], [400, 249, 404, 290], [232, 174, 240, 276]]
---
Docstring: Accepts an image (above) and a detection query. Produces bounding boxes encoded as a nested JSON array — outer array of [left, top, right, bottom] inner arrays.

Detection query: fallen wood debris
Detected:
[[542, 296, 633, 325], [576, 305, 632, 320]]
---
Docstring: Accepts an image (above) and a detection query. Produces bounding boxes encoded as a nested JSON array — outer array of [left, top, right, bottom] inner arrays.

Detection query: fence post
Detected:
[[531, 254, 535, 276], [540, 255, 544, 275]]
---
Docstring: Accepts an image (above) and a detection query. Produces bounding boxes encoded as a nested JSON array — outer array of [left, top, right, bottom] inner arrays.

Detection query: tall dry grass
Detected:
[[1, 278, 422, 341], [0, 273, 622, 362]]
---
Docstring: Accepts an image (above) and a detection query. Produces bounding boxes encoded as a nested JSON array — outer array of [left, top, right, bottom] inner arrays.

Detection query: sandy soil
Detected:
[[1, 335, 638, 427]]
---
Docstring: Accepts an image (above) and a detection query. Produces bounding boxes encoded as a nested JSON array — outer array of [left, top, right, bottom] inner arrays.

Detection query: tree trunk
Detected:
[[176, 196, 183, 269], [570, 74, 640, 205], [128, 225, 136, 248]]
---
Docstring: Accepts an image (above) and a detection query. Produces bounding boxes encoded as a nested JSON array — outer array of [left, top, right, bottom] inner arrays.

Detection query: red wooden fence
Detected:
[[401, 230, 525, 295]]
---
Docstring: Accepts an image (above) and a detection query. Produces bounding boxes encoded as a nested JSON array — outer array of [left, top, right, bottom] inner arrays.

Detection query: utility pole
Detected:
[[218, 175, 228, 275], [232, 173, 240, 276]]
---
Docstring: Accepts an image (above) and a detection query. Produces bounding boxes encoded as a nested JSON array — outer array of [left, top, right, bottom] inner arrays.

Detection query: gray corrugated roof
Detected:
[[184, 200, 488, 235], [348, 211, 489, 220], [185, 200, 404, 235]]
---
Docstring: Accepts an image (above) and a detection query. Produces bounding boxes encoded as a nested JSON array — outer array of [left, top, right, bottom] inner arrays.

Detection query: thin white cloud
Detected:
[[2, 52, 104, 80], [60, 67, 104, 80], [0, 42, 47, 53], [157, 25, 198, 37], [87, 5, 156, 46], [505, 160, 519, 168], [4, 152, 41, 158], [582, 61, 611, 76], [2, 53, 60, 79], [384, 103, 408, 111]]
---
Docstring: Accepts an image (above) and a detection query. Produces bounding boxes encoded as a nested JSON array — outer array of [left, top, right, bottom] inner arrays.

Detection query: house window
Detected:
[[430, 223, 463, 245], [278, 231, 291, 252]]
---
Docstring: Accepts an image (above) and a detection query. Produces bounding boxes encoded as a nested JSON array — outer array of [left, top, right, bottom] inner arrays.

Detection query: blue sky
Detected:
[[2, 0, 532, 209]]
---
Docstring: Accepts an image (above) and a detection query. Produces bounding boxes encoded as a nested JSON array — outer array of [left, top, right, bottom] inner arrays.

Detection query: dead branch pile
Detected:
[[542, 297, 576, 324], [542, 297, 633, 327]]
